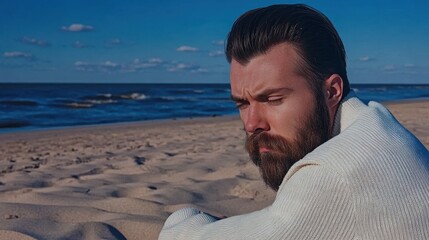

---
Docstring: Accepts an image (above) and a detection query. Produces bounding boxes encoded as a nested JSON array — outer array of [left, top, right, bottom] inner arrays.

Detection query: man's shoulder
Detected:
[[289, 96, 428, 192]]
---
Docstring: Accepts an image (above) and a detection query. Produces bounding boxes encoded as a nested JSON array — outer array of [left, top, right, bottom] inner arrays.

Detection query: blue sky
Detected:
[[1, 0, 428, 84]]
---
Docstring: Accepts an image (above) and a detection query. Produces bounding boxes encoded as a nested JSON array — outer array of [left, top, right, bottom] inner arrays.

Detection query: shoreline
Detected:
[[1, 97, 428, 137], [0, 114, 240, 138]]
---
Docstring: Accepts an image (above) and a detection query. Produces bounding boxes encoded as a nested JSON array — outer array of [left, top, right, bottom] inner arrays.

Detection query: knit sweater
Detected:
[[159, 93, 429, 240]]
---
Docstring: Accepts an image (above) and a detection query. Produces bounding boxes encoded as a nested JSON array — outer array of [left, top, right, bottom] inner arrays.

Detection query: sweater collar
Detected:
[[332, 90, 367, 137]]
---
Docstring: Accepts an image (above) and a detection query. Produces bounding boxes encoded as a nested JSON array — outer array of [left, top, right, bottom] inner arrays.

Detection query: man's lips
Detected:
[[259, 147, 270, 153]]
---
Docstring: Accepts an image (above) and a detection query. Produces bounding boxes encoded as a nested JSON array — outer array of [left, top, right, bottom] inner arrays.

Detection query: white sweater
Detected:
[[159, 94, 429, 240]]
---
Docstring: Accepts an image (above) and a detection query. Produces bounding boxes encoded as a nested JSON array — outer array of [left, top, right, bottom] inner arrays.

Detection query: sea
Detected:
[[0, 83, 428, 133]]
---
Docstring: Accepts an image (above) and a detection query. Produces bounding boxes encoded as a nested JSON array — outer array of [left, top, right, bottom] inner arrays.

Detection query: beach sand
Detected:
[[0, 100, 428, 240]]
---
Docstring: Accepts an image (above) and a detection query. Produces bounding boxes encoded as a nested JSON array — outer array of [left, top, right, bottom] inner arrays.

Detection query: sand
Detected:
[[0, 100, 428, 240]]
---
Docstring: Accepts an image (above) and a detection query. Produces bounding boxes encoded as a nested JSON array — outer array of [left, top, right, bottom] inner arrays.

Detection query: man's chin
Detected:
[[256, 153, 294, 191]]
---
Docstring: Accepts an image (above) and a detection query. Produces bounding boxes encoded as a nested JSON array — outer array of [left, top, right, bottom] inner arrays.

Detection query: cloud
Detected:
[[167, 63, 188, 71], [130, 58, 164, 70], [72, 40, 91, 48], [382, 64, 419, 75], [148, 58, 163, 64], [61, 24, 94, 32], [74, 61, 95, 71], [212, 40, 224, 46], [209, 50, 224, 57], [75, 60, 121, 72], [20, 36, 50, 47], [74, 58, 208, 74], [3, 51, 33, 59], [167, 62, 207, 73], [191, 68, 208, 73], [75, 58, 165, 73], [383, 65, 396, 71], [359, 56, 375, 62], [176, 46, 199, 52], [104, 38, 122, 47], [101, 61, 120, 68]]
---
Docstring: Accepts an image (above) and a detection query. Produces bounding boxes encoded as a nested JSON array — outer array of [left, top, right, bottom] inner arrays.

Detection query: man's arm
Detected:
[[159, 164, 355, 240]]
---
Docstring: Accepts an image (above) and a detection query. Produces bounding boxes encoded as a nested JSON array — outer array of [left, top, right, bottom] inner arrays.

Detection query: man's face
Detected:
[[230, 43, 330, 191]]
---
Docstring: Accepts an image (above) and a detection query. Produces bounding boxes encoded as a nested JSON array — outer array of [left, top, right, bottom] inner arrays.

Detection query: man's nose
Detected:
[[244, 104, 270, 133]]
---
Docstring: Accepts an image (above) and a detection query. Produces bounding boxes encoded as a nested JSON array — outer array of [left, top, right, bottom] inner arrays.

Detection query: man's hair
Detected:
[[226, 4, 350, 96]]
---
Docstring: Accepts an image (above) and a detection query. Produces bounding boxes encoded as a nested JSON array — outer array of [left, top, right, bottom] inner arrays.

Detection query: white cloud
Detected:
[[74, 58, 165, 73], [148, 58, 163, 64], [20, 36, 50, 47], [167, 62, 207, 73], [61, 24, 94, 32], [382, 64, 418, 75], [176, 46, 199, 52], [104, 38, 122, 47], [74, 58, 207, 74], [74, 60, 121, 72], [212, 40, 224, 46], [74, 61, 88, 67], [191, 68, 208, 73], [72, 40, 89, 48], [383, 65, 396, 71], [359, 56, 375, 62], [101, 61, 120, 68], [209, 50, 224, 57], [131, 58, 164, 70], [3, 51, 33, 59], [168, 63, 188, 71], [74, 61, 94, 71]]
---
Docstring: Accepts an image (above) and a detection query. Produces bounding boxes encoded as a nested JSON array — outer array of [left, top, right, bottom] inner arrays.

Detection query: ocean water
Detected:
[[0, 83, 428, 133]]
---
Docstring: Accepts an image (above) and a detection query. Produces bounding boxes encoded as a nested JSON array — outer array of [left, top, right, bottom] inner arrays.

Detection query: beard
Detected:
[[245, 91, 331, 192]]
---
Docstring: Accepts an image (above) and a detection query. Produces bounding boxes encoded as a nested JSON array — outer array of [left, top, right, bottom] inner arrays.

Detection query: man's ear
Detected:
[[324, 74, 343, 114]]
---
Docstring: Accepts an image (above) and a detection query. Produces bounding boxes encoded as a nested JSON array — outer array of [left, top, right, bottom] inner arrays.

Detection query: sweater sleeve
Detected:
[[159, 164, 355, 240]]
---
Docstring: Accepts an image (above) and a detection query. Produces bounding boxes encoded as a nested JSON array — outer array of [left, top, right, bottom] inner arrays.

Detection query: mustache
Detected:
[[245, 132, 295, 191], [245, 132, 290, 164]]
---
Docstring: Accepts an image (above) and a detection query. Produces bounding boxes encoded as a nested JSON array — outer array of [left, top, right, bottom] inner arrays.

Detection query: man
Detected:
[[159, 4, 429, 239]]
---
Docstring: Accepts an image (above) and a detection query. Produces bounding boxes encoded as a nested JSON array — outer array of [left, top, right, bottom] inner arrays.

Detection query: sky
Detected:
[[1, 0, 428, 84]]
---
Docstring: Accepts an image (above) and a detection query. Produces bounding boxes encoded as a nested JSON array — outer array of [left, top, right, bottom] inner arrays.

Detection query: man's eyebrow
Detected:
[[230, 94, 247, 102], [256, 87, 291, 98], [231, 88, 292, 102]]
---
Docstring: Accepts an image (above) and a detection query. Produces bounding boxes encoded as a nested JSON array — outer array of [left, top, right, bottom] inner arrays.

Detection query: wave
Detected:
[[64, 102, 94, 108], [51, 92, 151, 109], [0, 100, 38, 107], [98, 93, 112, 98], [82, 92, 149, 102], [158, 96, 194, 102], [85, 99, 117, 104], [167, 89, 205, 94], [51, 100, 95, 109], [119, 93, 148, 100]]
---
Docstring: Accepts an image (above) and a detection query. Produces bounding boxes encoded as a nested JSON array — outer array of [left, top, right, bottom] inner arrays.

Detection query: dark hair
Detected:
[[226, 4, 350, 96]]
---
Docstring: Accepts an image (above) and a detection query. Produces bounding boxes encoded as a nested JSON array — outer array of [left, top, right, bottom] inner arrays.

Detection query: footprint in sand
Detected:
[[70, 168, 103, 180], [164, 152, 177, 157], [134, 156, 146, 165]]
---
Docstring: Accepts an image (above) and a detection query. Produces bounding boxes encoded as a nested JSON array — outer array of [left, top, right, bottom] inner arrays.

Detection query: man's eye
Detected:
[[236, 102, 249, 110], [267, 98, 283, 105]]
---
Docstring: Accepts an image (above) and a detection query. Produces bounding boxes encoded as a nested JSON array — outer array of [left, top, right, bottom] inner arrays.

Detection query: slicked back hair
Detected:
[[226, 4, 350, 96]]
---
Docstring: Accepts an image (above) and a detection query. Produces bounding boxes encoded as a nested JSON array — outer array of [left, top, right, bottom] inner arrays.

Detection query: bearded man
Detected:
[[159, 4, 429, 239]]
